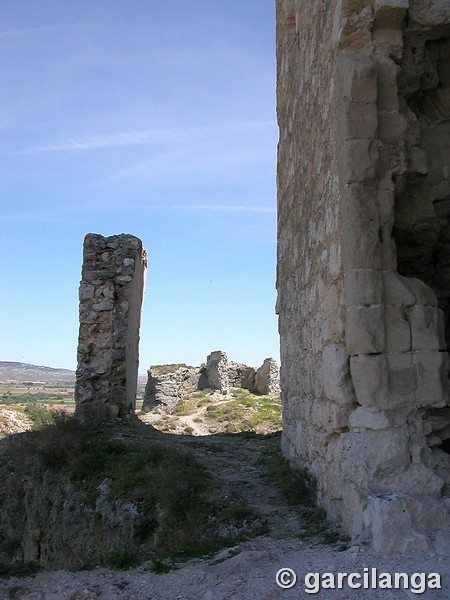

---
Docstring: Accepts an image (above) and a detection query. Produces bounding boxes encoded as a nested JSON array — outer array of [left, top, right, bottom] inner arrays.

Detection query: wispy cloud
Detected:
[[14, 130, 177, 154], [171, 204, 276, 213], [0, 23, 93, 40], [8, 120, 276, 156]]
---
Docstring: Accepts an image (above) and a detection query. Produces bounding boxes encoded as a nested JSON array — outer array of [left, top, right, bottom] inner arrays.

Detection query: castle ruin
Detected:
[[75, 234, 147, 418], [276, 0, 450, 553]]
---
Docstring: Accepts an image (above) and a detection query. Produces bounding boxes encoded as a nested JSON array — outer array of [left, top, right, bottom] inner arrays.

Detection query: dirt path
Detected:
[[1, 424, 449, 599]]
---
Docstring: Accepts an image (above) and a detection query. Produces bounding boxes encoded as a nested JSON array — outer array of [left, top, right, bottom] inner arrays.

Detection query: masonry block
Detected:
[[341, 183, 379, 222], [342, 219, 382, 271], [373, 0, 409, 30], [340, 102, 378, 140], [375, 56, 400, 112], [322, 343, 356, 405], [349, 406, 391, 430], [346, 306, 385, 354], [350, 354, 389, 407], [386, 352, 416, 408], [344, 269, 383, 307], [410, 305, 446, 351], [341, 139, 379, 183], [414, 351, 450, 408], [384, 306, 411, 352], [337, 50, 377, 104]]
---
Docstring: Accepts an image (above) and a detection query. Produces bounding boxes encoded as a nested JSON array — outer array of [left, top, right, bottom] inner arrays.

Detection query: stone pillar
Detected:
[[255, 358, 281, 396], [276, 0, 450, 554], [201, 350, 230, 393], [75, 233, 147, 418]]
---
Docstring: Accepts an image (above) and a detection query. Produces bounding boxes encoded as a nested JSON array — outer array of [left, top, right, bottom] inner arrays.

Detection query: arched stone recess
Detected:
[[276, 0, 450, 554]]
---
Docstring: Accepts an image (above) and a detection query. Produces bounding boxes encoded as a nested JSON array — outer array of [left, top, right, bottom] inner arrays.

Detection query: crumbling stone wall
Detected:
[[75, 234, 147, 418], [142, 352, 280, 413], [277, 0, 450, 554]]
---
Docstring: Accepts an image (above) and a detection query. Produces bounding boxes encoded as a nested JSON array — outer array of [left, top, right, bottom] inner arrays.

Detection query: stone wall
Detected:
[[276, 0, 450, 554], [142, 351, 280, 413], [75, 234, 147, 418]]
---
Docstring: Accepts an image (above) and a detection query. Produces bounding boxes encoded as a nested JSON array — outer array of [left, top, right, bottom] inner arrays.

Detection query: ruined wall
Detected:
[[277, 0, 450, 554], [142, 352, 280, 413], [75, 234, 147, 418]]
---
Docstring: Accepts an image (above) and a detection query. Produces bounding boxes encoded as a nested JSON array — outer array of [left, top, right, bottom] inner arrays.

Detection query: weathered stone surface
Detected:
[[255, 358, 280, 396], [201, 351, 230, 394], [277, 0, 450, 554], [322, 343, 356, 405], [75, 234, 147, 418], [142, 364, 200, 413], [142, 353, 280, 413]]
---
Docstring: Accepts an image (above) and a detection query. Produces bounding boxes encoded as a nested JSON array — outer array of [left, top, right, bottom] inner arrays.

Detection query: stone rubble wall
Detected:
[[75, 234, 147, 418], [142, 351, 280, 413], [277, 0, 450, 554], [143, 365, 201, 413]]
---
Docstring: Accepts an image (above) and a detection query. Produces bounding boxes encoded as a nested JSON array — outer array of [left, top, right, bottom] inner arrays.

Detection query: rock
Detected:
[[255, 358, 280, 396], [142, 364, 200, 413], [201, 351, 230, 394]]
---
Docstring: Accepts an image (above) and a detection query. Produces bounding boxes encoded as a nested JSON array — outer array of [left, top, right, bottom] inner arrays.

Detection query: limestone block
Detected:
[[350, 354, 389, 408], [345, 306, 385, 354], [322, 343, 356, 405], [409, 146, 428, 175], [341, 183, 379, 222], [384, 306, 411, 352], [373, 0, 408, 30], [318, 400, 354, 434], [383, 271, 438, 307], [377, 189, 395, 223], [377, 111, 408, 143], [387, 352, 416, 407], [341, 219, 382, 271], [338, 7, 375, 52], [344, 269, 383, 307], [341, 139, 379, 183], [414, 351, 449, 408], [408, 0, 450, 28], [365, 494, 430, 555], [337, 51, 377, 104], [375, 56, 400, 112], [340, 102, 378, 140], [340, 428, 411, 491], [426, 407, 450, 433], [410, 305, 446, 351], [349, 407, 391, 429], [380, 225, 398, 271]]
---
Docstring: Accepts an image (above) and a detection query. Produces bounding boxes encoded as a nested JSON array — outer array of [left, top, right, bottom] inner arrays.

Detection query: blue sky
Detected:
[[0, 1, 278, 373]]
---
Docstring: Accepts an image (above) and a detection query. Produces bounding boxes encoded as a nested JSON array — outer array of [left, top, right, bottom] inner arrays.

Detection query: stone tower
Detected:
[[276, 0, 450, 553], [75, 233, 147, 418]]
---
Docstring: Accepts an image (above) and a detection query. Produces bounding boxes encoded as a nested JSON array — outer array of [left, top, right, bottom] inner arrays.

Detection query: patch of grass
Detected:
[[107, 543, 141, 570], [202, 390, 282, 434], [261, 442, 316, 507], [261, 437, 349, 549], [150, 364, 192, 376], [150, 558, 174, 574], [173, 389, 213, 416], [23, 403, 57, 429], [0, 562, 39, 579], [3, 414, 264, 569]]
